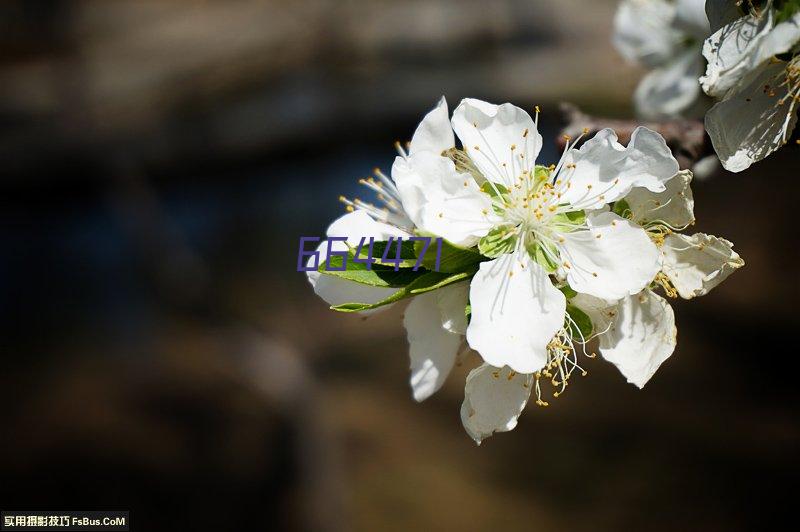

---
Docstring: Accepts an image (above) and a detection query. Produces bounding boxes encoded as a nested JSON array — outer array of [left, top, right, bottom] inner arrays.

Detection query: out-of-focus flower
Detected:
[[701, 2, 800, 171], [614, 0, 711, 120]]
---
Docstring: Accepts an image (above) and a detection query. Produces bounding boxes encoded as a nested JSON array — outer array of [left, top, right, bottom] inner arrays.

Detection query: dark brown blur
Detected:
[[1, 1, 798, 531]]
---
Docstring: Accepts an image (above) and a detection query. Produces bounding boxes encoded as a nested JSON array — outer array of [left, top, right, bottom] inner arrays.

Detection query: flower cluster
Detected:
[[307, 98, 743, 443], [701, 0, 800, 171]]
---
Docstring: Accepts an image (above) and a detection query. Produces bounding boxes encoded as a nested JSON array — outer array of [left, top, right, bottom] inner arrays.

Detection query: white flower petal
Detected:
[[700, 9, 774, 98], [560, 127, 679, 210], [625, 169, 695, 228], [705, 61, 799, 172], [634, 48, 707, 120], [436, 281, 469, 335], [466, 251, 566, 374], [758, 12, 800, 61], [413, 156, 498, 247], [613, 0, 679, 67], [559, 212, 661, 301], [451, 98, 542, 187], [391, 148, 490, 236], [393, 147, 498, 246], [599, 289, 677, 388], [661, 232, 744, 299], [460, 363, 532, 444], [409, 96, 455, 156], [570, 293, 618, 338], [404, 291, 463, 402], [419, 200, 497, 248], [390, 153, 438, 229]]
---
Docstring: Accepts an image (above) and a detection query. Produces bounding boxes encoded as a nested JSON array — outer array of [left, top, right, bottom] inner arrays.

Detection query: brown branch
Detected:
[[558, 103, 712, 169]]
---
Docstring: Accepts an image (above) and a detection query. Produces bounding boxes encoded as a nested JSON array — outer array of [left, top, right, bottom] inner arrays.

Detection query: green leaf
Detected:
[[331, 270, 476, 312], [478, 225, 518, 258], [559, 285, 578, 299], [566, 305, 593, 340], [414, 236, 487, 273], [526, 239, 559, 273], [551, 209, 586, 231], [480, 181, 511, 214], [612, 199, 632, 219], [480, 181, 509, 198], [562, 210, 586, 224], [464, 304, 472, 318], [367, 239, 418, 268], [319, 250, 428, 287]]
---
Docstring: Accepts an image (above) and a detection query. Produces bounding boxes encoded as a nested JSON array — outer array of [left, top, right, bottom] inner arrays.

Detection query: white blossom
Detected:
[[392, 97, 678, 378], [309, 97, 743, 444]]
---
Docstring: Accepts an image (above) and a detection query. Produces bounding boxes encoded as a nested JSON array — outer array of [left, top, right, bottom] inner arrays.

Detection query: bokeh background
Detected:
[[1, 1, 798, 530]]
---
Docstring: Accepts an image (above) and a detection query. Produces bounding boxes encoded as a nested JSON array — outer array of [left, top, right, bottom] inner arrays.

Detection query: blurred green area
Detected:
[[1, 1, 798, 531]]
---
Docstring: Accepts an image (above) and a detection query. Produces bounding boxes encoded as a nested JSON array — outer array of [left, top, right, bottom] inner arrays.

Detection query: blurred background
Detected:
[[1, 1, 798, 530]]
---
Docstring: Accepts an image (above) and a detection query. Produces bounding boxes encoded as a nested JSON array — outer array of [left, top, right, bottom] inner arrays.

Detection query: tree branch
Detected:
[[557, 103, 712, 169]]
